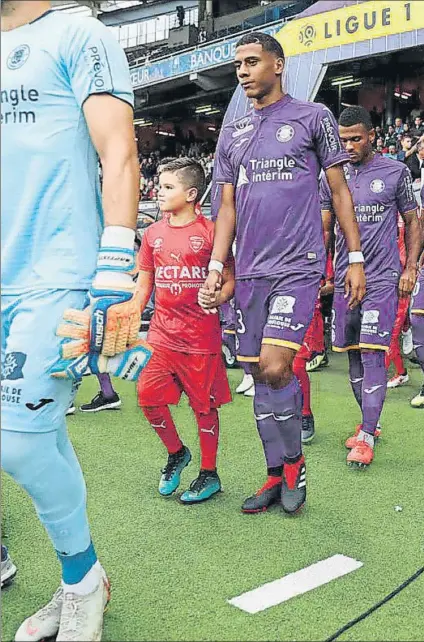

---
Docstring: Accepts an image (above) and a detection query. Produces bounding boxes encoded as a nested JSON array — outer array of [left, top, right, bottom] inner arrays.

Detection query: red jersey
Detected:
[[139, 214, 221, 354]]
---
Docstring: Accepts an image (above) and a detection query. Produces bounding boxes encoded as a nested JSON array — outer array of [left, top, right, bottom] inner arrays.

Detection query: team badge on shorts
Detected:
[[276, 125, 295, 143], [2, 352, 27, 380], [7, 45, 30, 70], [271, 296, 296, 315], [370, 179, 385, 194]]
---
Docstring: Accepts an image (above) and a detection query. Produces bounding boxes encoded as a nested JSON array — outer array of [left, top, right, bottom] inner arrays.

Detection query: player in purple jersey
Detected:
[[321, 106, 421, 467], [198, 33, 365, 514]]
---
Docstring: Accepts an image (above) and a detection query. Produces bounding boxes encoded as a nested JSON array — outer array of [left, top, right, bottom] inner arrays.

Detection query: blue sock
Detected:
[[57, 540, 97, 584]]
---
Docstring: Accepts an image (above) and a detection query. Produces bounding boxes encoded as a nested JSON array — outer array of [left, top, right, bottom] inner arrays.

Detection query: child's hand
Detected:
[[198, 287, 219, 315]]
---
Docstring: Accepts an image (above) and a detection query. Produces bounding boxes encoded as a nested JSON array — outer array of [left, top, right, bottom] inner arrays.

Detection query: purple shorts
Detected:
[[411, 269, 424, 316], [234, 272, 321, 362], [332, 284, 398, 352]]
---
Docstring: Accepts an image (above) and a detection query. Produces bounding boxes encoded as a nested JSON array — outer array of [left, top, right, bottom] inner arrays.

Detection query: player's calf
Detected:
[[281, 454, 306, 514]]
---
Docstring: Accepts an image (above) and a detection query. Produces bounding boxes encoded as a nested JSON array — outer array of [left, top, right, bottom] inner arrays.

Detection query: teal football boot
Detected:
[[159, 446, 191, 496], [180, 470, 222, 504]]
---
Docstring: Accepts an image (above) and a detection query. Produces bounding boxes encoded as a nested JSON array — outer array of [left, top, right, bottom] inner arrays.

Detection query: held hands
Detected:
[[344, 263, 366, 309], [399, 265, 418, 299], [198, 270, 222, 315]]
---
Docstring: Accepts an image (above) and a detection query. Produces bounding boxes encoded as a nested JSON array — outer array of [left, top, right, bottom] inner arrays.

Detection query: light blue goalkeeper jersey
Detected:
[[1, 10, 134, 294]]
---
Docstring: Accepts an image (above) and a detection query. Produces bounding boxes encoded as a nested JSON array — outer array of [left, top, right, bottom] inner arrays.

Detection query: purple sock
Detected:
[[267, 377, 302, 460], [253, 383, 285, 468], [411, 316, 424, 374], [348, 350, 363, 410], [361, 351, 387, 435], [97, 373, 116, 400]]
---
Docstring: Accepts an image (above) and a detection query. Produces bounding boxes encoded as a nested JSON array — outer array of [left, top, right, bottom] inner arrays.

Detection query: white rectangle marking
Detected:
[[228, 554, 363, 614]]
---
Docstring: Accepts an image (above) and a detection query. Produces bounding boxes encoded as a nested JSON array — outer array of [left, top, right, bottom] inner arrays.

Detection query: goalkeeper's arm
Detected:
[[82, 94, 142, 355], [84, 93, 139, 230]]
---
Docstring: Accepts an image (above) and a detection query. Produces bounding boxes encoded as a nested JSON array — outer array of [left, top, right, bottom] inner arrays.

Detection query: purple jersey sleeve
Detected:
[[396, 165, 418, 215], [319, 174, 333, 211], [313, 105, 349, 171], [214, 129, 235, 185]]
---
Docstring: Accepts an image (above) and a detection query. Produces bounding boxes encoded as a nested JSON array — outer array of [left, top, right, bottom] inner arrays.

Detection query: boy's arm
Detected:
[[136, 270, 154, 311]]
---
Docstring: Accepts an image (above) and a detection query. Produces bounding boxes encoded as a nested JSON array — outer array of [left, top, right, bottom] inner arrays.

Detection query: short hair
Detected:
[[339, 106, 373, 131], [417, 140, 424, 151], [236, 32, 285, 62], [160, 157, 206, 203]]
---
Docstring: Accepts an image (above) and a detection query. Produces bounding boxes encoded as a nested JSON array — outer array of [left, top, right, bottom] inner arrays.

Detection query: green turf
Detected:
[[2, 354, 424, 641]]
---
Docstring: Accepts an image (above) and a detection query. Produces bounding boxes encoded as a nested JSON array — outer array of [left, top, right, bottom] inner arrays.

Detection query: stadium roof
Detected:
[[52, 0, 169, 15]]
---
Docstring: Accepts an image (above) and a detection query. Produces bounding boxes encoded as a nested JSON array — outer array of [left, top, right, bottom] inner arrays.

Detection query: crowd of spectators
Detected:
[[139, 145, 215, 201], [136, 112, 424, 203], [374, 114, 424, 180]]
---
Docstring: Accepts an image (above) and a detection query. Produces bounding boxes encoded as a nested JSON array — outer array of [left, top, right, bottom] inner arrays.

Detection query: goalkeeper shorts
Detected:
[[137, 347, 232, 415], [1, 289, 87, 433]]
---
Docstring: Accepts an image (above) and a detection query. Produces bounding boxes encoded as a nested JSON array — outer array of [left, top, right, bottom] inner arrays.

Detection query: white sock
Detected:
[[357, 430, 374, 448], [62, 561, 103, 596]]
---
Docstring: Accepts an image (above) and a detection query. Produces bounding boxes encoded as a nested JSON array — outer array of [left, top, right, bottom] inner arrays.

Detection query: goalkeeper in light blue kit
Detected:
[[1, 2, 151, 640]]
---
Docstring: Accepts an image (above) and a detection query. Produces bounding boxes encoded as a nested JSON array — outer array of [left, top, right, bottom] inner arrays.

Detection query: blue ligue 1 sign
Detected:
[[130, 24, 282, 90]]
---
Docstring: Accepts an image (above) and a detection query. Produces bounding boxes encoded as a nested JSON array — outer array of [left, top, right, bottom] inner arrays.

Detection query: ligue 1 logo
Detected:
[[298, 24, 316, 48], [370, 179, 385, 194], [7, 44, 30, 70], [276, 125, 294, 143]]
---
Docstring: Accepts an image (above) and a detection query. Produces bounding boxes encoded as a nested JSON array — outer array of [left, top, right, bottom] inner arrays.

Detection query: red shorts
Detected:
[[296, 301, 324, 360], [137, 347, 232, 414]]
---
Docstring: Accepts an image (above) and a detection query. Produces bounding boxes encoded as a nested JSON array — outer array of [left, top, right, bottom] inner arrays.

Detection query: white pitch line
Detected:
[[228, 554, 363, 614]]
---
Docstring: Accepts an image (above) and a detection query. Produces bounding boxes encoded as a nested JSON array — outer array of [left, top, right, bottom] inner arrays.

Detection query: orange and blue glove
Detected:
[[49, 226, 151, 380]]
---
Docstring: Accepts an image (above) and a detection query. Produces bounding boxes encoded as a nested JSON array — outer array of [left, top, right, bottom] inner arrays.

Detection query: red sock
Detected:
[[293, 358, 311, 416], [195, 408, 219, 470], [142, 406, 183, 454], [392, 350, 406, 376]]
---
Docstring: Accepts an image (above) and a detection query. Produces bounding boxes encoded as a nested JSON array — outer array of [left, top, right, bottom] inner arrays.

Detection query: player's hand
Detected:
[[88, 273, 142, 356], [86, 226, 143, 357], [345, 263, 366, 309], [49, 338, 152, 381], [198, 286, 220, 313], [200, 270, 222, 315], [399, 265, 418, 299]]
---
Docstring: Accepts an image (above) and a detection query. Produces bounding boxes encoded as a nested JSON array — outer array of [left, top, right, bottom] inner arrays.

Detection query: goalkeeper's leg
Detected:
[[1, 290, 108, 642]]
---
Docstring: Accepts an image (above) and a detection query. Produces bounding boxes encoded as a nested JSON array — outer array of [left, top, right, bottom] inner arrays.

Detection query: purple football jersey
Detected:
[[320, 154, 417, 289], [214, 94, 348, 280]]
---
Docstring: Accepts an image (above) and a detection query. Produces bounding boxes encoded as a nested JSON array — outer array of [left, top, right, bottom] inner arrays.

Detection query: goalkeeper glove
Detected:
[[89, 225, 142, 356], [54, 226, 143, 361], [49, 338, 152, 382]]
